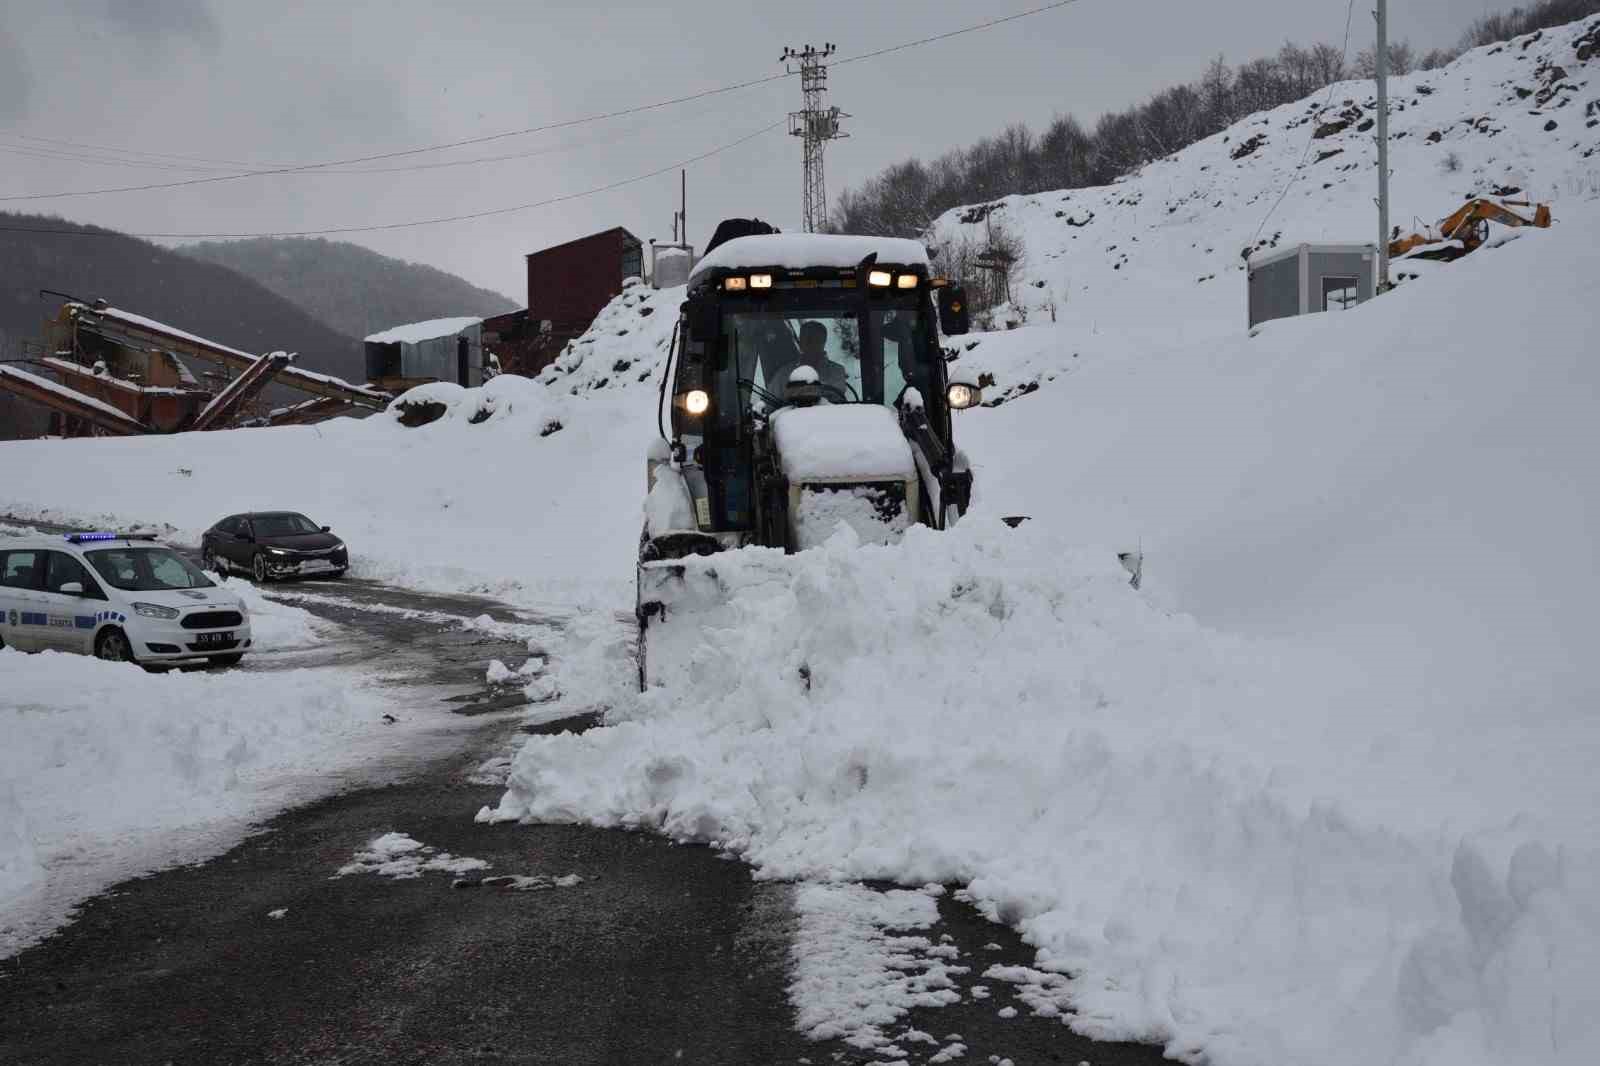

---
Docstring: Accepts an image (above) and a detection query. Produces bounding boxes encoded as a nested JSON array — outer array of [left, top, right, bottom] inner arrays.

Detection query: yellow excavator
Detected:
[[1390, 197, 1552, 262]]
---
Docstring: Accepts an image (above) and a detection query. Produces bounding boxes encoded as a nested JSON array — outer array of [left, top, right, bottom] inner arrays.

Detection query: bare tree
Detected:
[[1308, 42, 1347, 85], [1352, 41, 1416, 78]]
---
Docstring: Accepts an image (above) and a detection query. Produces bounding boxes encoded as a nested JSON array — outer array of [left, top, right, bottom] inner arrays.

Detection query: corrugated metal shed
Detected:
[[364, 317, 485, 387], [1247, 243, 1377, 328]]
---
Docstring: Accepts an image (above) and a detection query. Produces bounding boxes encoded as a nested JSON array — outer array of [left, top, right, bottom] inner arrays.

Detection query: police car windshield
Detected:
[[85, 547, 214, 592]]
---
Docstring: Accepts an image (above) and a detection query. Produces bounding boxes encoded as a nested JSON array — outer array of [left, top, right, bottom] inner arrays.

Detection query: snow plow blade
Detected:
[[636, 548, 794, 691]]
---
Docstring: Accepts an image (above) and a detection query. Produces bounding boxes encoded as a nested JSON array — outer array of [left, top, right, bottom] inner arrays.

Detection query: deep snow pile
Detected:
[[481, 199, 1600, 1066], [485, 516, 1599, 1066], [0, 648, 452, 955]]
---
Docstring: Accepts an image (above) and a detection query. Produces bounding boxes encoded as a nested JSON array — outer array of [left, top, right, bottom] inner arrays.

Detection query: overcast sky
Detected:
[[1, 0, 1506, 302]]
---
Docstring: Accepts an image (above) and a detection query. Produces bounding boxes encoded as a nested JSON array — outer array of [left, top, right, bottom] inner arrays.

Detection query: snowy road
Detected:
[[1, 557, 1170, 1065]]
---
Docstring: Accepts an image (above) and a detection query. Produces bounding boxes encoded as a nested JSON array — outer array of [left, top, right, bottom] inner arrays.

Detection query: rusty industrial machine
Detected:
[[0, 297, 390, 437], [1389, 197, 1553, 263]]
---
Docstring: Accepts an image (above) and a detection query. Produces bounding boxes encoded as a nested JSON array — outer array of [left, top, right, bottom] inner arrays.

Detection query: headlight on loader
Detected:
[[946, 383, 980, 410], [684, 389, 711, 416]]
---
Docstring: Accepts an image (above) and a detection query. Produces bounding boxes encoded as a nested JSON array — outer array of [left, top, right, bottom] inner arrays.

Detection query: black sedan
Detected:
[[201, 511, 349, 582]]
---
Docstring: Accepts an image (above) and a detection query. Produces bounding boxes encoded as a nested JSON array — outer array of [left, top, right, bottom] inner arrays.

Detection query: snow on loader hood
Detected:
[[769, 405, 916, 483]]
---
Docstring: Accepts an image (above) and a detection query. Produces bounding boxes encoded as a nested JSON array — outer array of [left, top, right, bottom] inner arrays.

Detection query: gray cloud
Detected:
[[0, 29, 28, 121], [69, 0, 221, 50]]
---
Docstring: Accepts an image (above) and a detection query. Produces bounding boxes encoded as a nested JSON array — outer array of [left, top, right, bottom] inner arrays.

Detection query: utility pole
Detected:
[[1375, 0, 1391, 292], [781, 43, 849, 233]]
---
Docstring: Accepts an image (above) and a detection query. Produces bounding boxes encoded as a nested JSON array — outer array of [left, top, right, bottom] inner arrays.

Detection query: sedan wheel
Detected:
[[252, 552, 269, 583], [95, 627, 134, 663]]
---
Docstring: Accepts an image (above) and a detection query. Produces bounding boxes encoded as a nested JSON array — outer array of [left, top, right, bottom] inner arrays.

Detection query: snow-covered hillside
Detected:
[[930, 17, 1598, 351]]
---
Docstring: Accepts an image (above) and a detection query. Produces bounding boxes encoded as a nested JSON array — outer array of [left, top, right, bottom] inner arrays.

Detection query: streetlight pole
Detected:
[[1375, 0, 1391, 292]]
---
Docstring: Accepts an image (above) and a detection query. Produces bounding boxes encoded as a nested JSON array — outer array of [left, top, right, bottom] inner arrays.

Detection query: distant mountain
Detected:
[[180, 237, 517, 341], [0, 213, 367, 374], [0, 212, 368, 438]]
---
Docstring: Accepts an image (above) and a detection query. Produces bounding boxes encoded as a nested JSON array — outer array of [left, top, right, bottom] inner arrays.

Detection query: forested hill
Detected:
[[180, 237, 516, 341], [0, 213, 363, 382], [834, 0, 1600, 237]]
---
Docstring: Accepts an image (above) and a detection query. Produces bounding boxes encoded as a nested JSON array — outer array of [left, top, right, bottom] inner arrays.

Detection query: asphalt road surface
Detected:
[[1, 560, 1172, 1066]]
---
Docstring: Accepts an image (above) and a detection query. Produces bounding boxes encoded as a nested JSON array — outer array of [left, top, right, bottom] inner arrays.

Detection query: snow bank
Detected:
[[217, 574, 327, 649], [0, 652, 433, 954], [485, 516, 1599, 1066]]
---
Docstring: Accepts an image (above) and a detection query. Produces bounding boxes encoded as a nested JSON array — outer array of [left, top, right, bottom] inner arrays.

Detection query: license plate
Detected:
[[194, 631, 234, 647], [299, 560, 335, 572]]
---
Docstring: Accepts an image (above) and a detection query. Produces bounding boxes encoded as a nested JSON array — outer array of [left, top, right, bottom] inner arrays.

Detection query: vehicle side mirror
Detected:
[[938, 285, 970, 336], [685, 299, 718, 343], [321, 526, 331, 533], [946, 383, 981, 410], [59, 581, 83, 595]]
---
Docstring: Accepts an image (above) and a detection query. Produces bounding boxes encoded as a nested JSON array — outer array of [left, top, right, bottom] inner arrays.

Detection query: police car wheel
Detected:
[[252, 553, 269, 583], [95, 627, 135, 663]]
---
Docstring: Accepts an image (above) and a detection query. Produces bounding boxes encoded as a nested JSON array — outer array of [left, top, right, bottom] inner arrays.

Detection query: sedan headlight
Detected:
[[132, 602, 179, 620], [267, 547, 290, 556]]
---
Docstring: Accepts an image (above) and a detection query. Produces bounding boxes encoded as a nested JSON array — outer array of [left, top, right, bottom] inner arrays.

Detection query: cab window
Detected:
[[0, 550, 44, 590], [44, 552, 106, 600]]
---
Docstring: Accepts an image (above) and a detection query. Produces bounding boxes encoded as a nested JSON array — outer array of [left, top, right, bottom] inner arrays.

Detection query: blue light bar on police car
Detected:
[[64, 532, 159, 543]]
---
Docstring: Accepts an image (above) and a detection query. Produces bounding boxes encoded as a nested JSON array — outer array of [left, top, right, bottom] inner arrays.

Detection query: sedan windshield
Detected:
[[253, 513, 320, 536], [86, 547, 215, 591]]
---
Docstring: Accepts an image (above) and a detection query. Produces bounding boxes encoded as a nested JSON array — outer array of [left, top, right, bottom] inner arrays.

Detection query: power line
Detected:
[[0, 75, 795, 203], [833, 0, 1085, 68], [0, 120, 785, 240], [0, 0, 1090, 204], [1250, 0, 1358, 246], [0, 102, 746, 178]]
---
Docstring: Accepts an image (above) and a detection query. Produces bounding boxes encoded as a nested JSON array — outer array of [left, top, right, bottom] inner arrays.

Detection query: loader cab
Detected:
[[659, 232, 977, 543]]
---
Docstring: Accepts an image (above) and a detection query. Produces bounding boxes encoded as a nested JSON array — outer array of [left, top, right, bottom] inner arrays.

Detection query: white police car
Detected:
[[0, 531, 252, 667]]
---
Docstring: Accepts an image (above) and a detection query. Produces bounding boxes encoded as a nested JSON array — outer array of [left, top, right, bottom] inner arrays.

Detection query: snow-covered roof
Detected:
[[91, 306, 257, 361], [1248, 242, 1376, 269], [689, 234, 929, 286], [0, 364, 145, 426], [364, 317, 482, 345]]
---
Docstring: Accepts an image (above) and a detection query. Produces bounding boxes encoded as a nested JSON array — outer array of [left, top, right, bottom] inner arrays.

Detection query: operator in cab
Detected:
[[770, 321, 849, 397]]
